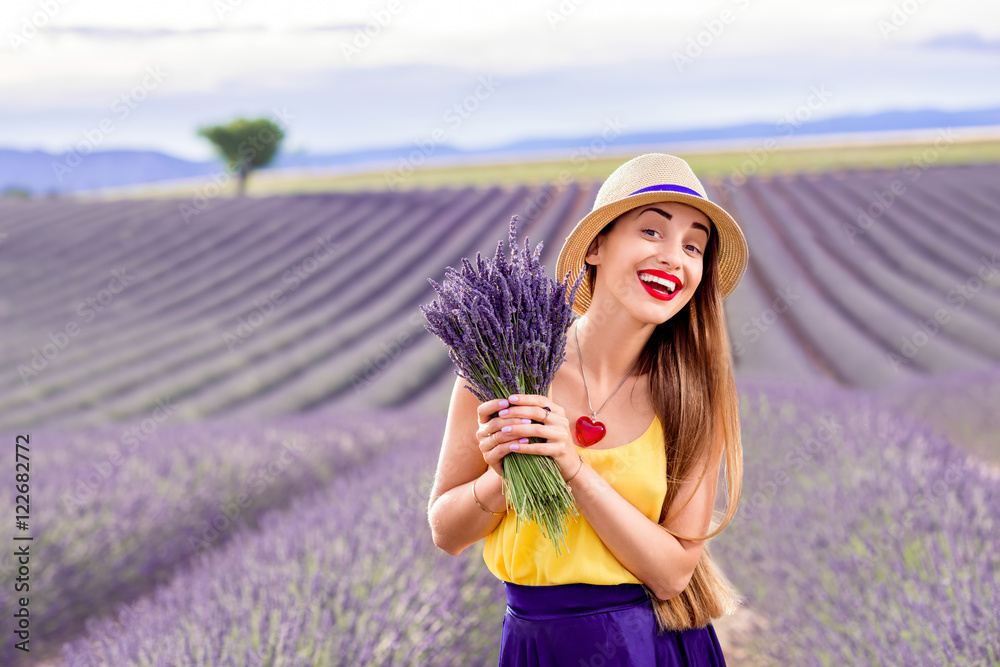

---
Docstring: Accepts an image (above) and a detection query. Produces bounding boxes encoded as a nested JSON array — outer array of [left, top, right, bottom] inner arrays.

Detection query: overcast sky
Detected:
[[2, 0, 999, 160]]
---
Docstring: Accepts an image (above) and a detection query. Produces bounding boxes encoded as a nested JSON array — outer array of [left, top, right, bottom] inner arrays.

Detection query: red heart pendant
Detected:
[[575, 416, 606, 447]]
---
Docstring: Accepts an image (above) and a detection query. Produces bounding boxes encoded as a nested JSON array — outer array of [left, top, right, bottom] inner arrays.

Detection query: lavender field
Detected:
[[2, 163, 999, 433], [0, 371, 996, 665], [1, 162, 998, 665]]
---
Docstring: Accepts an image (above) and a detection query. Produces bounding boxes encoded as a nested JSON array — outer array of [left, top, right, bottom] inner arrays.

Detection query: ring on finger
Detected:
[[490, 431, 499, 447]]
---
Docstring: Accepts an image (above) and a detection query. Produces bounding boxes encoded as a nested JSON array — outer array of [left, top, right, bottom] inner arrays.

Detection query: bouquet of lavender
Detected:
[[421, 215, 586, 555]]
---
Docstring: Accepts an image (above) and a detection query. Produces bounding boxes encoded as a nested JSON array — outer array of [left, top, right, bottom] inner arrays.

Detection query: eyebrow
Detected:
[[640, 206, 711, 238]]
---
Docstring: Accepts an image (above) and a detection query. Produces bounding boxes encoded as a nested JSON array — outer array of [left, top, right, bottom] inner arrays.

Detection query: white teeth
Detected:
[[639, 273, 677, 294]]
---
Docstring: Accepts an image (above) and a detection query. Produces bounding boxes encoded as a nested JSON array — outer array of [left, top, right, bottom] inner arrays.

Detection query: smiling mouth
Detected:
[[637, 270, 681, 301]]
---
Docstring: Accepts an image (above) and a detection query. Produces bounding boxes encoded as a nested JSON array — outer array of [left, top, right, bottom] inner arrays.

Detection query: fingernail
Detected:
[[519, 438, 528, 444], [510, 443, 519, 450], [521, 418, 530, 424], [498, 399, 509, 408], [499, 408, 508, 416], [509, 395, 519, 402], [502, 426, 512, 433]]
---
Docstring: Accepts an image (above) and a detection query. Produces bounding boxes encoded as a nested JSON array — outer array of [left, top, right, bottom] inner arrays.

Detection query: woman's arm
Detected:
[[570, 418, 726, 600], [427, 376, 508, 556]]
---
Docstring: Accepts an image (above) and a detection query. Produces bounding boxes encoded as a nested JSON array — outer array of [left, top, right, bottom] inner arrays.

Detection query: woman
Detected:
[[428, 153, 748, 666]]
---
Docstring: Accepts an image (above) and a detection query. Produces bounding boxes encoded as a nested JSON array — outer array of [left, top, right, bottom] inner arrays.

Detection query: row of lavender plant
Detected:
[[729, 182, 923, 386], [833, 168, 1000, 267], [6, 166, 999, 431], [711, 371, 1000, 665], [756, 177, 999, 367], [219, 187, 534, 419], [320, 181, 590, 411], [1, 187, 531, 430], [0, 408, 442, 665], [783, 176, 1000, 348], [0, 194, 432, 423], [53, 369, 1000, 665], [58, 413, 505, 667], [8, 196, 289, 327]]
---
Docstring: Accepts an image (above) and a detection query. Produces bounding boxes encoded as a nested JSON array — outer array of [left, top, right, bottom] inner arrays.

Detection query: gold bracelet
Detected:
[[565, 454, 584, 484], [472, 476, 504, 516]]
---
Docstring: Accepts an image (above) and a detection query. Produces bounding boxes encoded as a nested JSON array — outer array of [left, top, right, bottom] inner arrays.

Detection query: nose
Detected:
[[656, 239, 684, 272]]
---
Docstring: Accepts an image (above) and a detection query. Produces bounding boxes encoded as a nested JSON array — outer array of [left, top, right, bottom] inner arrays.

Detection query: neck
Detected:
[[572, 308, 653, 397]]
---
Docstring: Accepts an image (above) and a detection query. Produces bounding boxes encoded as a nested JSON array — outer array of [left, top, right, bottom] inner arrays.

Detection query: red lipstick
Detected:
[[637, 269, 682, 301]]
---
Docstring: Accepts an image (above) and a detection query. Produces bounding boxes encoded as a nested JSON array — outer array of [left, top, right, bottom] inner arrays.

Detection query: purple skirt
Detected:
[[498, 582, 727, 667]]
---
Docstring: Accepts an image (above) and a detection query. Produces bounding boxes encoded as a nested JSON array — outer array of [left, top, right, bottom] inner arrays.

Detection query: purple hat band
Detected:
[[629, 183, 703, 198]]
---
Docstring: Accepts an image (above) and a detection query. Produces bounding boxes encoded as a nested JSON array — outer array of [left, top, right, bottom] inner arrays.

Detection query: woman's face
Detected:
[[584, 201, 711, 325]]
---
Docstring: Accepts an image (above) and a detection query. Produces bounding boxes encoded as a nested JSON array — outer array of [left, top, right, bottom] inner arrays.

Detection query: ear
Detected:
[[584, 235, 602, 266]]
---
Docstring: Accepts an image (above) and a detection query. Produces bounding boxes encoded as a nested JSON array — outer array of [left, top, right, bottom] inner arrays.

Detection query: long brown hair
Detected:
[[584, 211, 745, 633]]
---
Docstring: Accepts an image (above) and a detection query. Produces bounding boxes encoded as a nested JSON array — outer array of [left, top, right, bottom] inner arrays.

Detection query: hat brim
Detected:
[[555, 190, 749, 316]]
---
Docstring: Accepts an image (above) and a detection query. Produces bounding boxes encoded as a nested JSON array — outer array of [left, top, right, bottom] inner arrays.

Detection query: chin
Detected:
[[627, 301, 682, 328]]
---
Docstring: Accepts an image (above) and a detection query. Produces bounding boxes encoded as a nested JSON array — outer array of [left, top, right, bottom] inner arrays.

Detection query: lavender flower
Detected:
[[420, 215, 586, 554]]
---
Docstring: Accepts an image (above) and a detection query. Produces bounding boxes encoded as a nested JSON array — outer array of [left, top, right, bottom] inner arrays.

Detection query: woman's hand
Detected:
[[477, 393, 580, 481]]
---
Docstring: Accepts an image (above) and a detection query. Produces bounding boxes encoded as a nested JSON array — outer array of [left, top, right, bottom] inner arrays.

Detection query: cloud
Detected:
[[40, 24, 362, 40], [918, 31, 1000, 52], [301, 24, 366, 33]]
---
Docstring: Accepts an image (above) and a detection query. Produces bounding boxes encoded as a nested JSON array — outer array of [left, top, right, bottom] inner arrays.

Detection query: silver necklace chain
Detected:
[[574, 323, 641, 419]]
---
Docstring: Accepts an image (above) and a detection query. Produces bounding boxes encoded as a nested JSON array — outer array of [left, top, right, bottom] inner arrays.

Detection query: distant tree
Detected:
[[197, 118, 285, 195], [1, 186, 32, 199]]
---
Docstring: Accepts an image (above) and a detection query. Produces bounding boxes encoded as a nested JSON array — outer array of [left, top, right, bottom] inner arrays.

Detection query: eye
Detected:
[[685, 244, 703, 255], [642, 228, 660, 238]]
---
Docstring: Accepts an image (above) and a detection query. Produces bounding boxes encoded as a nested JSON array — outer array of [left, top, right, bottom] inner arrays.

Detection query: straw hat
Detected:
[[555, 153, 749, 316]]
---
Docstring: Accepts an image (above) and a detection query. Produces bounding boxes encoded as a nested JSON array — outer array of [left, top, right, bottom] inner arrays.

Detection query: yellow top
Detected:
[[483, 414, 667, 586]]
